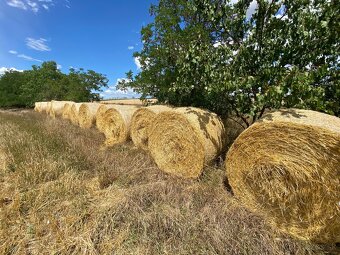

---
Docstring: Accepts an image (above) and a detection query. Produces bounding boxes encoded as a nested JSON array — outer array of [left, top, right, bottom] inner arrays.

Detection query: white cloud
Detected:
[[9, 50, 18, 54], [26, 37, 51, 51], [18, 54, 43, 62], [57, 64, 62, 70], [7, 0, 61, 13], [27, 0, 39, 12], [134, 57, 142, 69], [0, 67, 24, 76], [7, 0, 27, 10], [128, 46, 134, 50]]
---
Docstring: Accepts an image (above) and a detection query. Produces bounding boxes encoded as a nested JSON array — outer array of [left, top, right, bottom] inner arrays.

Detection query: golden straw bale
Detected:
[[148, 107, 225, 178], [69, 103, 83, 125], [46, 102, 52, 115], [50, 101, 73, 118], [62, 102, 75, 120], [102, 105, 139, 146], [130, 105, 172, 150], [96, 104, 120, 132], [38, 102, 49, 113], [226, 109, 340, 243], [34, 102, 40, 112], [78, 103, 101, 128]]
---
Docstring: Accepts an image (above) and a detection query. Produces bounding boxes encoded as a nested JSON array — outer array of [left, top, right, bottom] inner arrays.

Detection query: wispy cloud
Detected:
[[7, 0, 27, 10], [9, 50, 18, 54], [26, 37, 51, 51], [18, 54, 43, 62], [27, 0, 39, 12], [128, 46, 134, 50], [7, 0, 65, 13]]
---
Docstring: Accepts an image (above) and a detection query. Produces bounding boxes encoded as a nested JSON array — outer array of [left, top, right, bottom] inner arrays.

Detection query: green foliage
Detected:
[[121, 0, 340, 125], [0, 61, 108, 108]]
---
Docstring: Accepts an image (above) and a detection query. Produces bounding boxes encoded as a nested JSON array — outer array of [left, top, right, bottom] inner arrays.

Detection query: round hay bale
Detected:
[[62, 102, 75, 120], [96, 104, 120, 132], [34, 102, 40, 112], [46, 102, 52, 115], [148, 107, 225, 178], [78, 103, 101, 128], [226, 109, 340, 243], [69, 103, 83, 125], [102, 105, 139, 146], [38, 102, 49, 113], [50, 101, 73, 118], [130, 105, 172, 150]]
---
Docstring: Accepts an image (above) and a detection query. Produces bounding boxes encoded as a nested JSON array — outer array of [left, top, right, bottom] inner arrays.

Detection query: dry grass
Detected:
[[0, 110, 337, 255]]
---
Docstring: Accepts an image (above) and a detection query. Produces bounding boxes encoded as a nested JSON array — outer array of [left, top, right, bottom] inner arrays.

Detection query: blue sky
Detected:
[[0, 0, 156, 98]]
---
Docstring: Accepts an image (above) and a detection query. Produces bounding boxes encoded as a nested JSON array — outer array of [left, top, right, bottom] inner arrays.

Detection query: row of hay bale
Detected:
[[34, 101, 340, 244]]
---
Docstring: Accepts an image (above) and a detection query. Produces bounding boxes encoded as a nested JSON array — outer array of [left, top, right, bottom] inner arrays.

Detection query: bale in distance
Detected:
[[102, 105, 139, 146], [130, 105, 171, 150], [62, 102, 75, 120], [96, 104, 119, 133], [46, 102, 52, 115], [78, 103, 101, 128], [34, 102, 40, 112], [69, 103, 83, 125], [50, 101, 73, 118], [148, 107, 225, 179], [38, 102, 49, 113], [226, 109, 340, 243]]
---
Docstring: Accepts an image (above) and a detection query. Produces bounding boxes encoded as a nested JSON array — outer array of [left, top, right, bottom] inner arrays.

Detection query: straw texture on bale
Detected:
[[50, 101, 73, 118], [78, 103, 101, 128], [148, 107, 225, 178], [34, 102, 40, 112], [69, 103, 83, 125], [96, 104, 119, 132], [130, 105, 171, 150], [102, 105, 139, 146], [226, 109, 340, 243], [39, 102, 49, 113], [61, 102, 74, 120]]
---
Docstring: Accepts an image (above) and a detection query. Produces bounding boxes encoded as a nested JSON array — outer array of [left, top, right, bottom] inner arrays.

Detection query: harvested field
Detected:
[[100, 98, 157, 106], [226, 109, 340, 243], [0, 110, 334, 255], [148, 107, 225, 178], [130, 105, 171, 150]]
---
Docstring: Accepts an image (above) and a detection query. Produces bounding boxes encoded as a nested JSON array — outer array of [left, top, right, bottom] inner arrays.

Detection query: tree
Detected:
[[121, 0, 340, 126], [0, 61, 109, 108]]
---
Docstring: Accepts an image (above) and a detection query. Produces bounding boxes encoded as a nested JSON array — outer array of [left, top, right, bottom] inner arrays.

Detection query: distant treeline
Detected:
[[0, 61, 108, 108]]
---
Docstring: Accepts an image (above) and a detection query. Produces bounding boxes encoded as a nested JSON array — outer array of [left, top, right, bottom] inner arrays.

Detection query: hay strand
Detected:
[[102, 105, 139, 146], [78, 103, 101, 128], [226, 109, 340, 243], [130, 105, 171, 150], [148, 107, 225, 178]]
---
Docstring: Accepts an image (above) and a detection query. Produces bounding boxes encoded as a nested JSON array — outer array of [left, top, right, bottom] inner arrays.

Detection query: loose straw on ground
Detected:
[[130, 105, 171, 150], [226, 109, 340, 243], [148, 107, 225, 178]]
